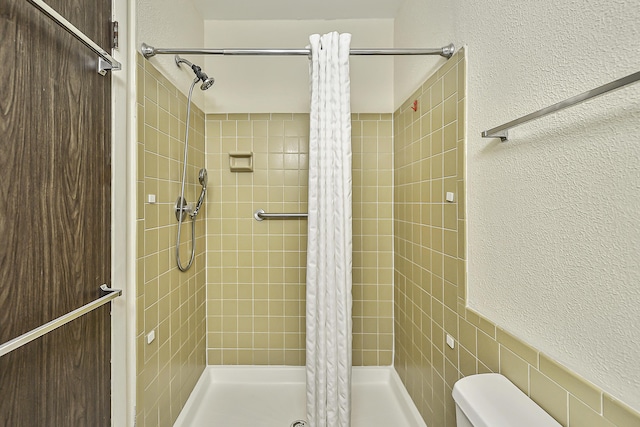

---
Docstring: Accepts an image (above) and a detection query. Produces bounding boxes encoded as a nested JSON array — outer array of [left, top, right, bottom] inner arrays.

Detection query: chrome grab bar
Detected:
[[0, 285, 122, 357], [482, 70, 640, 141], [254, 209, 308, 221], [27, 0, 121, 75]]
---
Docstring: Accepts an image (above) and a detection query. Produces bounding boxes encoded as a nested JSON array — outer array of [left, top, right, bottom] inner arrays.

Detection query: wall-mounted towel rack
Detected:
[[0, 285, 122, 357], [27, 0, 121, 75], [482, 71, 640, 141], [254, 209, 308, 221]]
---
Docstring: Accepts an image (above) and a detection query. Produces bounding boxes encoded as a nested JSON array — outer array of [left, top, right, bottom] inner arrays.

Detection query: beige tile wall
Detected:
[[352, 113, 394, 366], [393, 47, 466, 427], [393, 48, 640, 427], [205, 113, 393, 366], [135, 54, 207, 427]]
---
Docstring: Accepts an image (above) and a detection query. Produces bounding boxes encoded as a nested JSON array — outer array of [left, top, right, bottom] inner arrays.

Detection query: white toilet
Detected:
[[452, 373, 562, 427]]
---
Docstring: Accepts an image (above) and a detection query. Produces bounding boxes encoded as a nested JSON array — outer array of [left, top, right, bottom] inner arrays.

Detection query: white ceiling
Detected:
[[191, 0, 406, 20]]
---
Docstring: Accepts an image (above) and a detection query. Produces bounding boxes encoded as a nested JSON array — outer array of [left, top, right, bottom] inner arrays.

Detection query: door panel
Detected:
[[0, 0, 112, 425]]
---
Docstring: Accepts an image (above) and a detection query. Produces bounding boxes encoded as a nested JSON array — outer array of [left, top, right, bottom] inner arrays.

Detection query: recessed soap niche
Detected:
[[229, 151, 253, 172]]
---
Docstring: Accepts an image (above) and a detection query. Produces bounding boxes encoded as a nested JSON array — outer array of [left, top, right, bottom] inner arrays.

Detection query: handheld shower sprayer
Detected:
[[175, 56, 215, 90], [192, 168, 208, 217], [175, 168, 208, 220]]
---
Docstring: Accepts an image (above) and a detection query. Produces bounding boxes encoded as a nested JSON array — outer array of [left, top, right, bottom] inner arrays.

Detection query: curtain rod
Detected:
[[140, 43, 455, 59]]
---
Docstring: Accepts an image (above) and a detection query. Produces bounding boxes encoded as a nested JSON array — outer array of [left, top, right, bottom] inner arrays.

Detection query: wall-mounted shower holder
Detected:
[[175, 197, 194, 221]]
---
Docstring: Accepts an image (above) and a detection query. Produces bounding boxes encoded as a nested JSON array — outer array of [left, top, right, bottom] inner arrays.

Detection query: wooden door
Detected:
[[0, 0, 112, 425]]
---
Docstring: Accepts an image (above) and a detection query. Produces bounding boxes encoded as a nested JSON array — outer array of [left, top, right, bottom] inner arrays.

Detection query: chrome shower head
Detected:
[[200, 75, 215, 91], [175, 55, 215, 91]]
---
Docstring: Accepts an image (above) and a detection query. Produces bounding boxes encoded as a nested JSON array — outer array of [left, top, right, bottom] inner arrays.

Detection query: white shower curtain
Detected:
[[306, 32, 353, 427]]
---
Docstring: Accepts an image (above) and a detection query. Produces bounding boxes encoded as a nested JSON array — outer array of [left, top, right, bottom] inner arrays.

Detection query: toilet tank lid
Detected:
[[452, 374, 562, 427]]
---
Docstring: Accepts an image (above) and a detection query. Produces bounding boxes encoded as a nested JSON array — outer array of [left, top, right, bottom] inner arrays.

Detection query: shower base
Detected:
[[173, 366, 426, 427]]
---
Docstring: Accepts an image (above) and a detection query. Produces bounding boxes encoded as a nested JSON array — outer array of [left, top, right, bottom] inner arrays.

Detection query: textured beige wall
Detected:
[[135, 54, 207, 427], [393, 49, 640, 427], [205, 113, 393, 366], [136, 0, 205, 110], [395, 0, 640, 413]]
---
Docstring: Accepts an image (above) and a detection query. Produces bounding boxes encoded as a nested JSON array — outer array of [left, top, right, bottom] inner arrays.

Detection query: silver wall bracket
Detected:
[[98, 58, 112, 76], [141, 43, 156, 58], [175, 197, 194, 221], [481, 129, 509, 142], [98, 57, 122, 75], [100, 284, 123, 294], [254, 209, 266, 221], [441, 43, 455, 59]]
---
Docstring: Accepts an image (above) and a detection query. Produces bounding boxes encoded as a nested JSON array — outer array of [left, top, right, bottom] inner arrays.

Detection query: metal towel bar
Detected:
[[482, 70, 640, 141], [254, 209, 308, 221], [27, 0, 121, 75], [0, 285, 122, 357]]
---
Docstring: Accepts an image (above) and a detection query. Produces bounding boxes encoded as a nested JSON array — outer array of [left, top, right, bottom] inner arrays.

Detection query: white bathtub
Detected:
[[174, 366, 427, 427]]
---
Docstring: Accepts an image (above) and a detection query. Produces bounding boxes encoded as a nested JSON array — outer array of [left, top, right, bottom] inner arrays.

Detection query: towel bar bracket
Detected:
[[100, 284, 121, 293], [482, 129, 509, 142], [98, 58, 118, 76]]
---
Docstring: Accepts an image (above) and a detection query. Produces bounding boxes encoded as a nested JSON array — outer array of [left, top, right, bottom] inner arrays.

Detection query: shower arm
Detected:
[[141, 43, 456, 59]]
